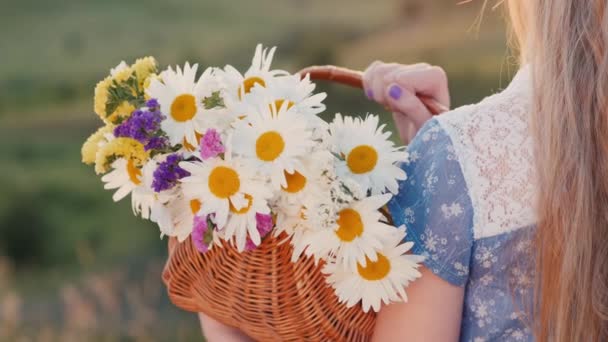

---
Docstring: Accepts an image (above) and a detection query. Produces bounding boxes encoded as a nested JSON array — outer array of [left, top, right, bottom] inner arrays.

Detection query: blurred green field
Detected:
[[0, 0, 519, 340]]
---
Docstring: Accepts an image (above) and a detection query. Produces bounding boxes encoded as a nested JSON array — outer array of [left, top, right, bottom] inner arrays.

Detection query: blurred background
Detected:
[[0, 0, 517, 340]]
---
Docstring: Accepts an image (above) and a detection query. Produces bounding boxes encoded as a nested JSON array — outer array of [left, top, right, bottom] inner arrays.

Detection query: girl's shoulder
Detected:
[[388, 66, 536, 287], [436, 65, 532, 141], [433, 65, 536, 241]]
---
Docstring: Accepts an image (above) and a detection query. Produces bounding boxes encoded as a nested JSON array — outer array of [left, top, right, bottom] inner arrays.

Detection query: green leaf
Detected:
[[202, 91, 225, 109], [104, 77, 147, 120], [203, 225, 214, 245]]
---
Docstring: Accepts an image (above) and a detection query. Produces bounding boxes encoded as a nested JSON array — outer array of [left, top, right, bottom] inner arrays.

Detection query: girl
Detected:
[[200, 0, 608, 340], [369, 1, 607, 341]]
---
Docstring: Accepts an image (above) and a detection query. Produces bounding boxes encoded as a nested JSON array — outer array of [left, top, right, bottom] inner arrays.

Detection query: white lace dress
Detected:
[[388, 66, 536, 341]]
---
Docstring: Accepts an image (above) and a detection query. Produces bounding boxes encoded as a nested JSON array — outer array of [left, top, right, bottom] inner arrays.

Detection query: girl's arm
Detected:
[[364, 61, 465, 341], [198, 313, 253, 342], [372, 267, 465, 342]]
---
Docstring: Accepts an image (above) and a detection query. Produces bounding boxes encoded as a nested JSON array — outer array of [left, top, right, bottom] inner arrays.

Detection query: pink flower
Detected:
[[192, 215, 210, 253], [199, 128, 225, 160], [256, 213, 274, 236], [244, 239, 257, 252], [245, 213, 275, 251]]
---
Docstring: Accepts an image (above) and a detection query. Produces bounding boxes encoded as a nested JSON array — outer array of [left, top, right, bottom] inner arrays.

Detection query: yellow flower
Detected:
[[133, 56, 158, 84], [81, 124, 114, 165], [106, 101, 136, 124], [94, 76, 112, 122], [112, 66, 134, 84], [144, 73, 161, 88], [94, 137, 149, 174]]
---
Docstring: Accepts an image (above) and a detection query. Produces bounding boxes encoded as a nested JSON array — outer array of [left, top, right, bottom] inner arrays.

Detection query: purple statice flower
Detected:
[[192, 215, 211, 253], [146, 136, 168, 151], [245, 213, 275, 251], [199, 128, 225, 160], [146, 98, 160, 110], [152, 154, 190, 192], [113, 98, 168, 151]]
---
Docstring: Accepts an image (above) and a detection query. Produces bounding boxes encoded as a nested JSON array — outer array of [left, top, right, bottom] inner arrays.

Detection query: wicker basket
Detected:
[[161, 66, 446, 341], [163, 232, 376, 341]]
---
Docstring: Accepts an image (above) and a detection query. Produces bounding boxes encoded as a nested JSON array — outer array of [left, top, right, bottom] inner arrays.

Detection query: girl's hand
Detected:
[[362, 61, 450, 143]]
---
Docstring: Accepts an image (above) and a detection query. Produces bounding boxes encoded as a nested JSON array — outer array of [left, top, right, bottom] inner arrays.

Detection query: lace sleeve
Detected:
[[388, 119, 474, 286]]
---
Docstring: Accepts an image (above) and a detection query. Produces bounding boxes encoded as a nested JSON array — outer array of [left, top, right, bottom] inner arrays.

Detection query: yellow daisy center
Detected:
[[190, 199, 202, 214], [208, 166, 240, 199], [282, 170, 307, 193], [170, 94, 197, 122], [357, 253, 391, 281], [239, 76, 265, 99], [256, 131, 285, 162], [270, 99, 295, 116], [229, 194, 253, 214], [335, 208, 364, 242], [126, 159, 142, 185], [346, 145, 378, 174]]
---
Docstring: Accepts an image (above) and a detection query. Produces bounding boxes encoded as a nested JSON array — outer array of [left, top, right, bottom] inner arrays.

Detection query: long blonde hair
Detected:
[[507, 0, 608, 340]]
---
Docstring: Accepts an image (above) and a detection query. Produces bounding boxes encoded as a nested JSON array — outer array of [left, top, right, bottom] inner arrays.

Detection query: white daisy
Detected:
[[151, 191, 226, 246], [220, 44, 289, 107], [323, 229, 425, 312], [249, 73, 327, 127], [273, 204, 318, 262], [222, 186, 273, 252], [329, 114, 408, 195], [147, 63, 228, 149], [232, 102, 313, 189], [303, 194, 396, 271], [101, 157, 144, 202], [131, 158, 171, 220], [271, 151, 333, 261], [179, 153, 269, 228], [101, 155, 178, 223], [272, 150, 330, 207], [152, 192, 200, 242]]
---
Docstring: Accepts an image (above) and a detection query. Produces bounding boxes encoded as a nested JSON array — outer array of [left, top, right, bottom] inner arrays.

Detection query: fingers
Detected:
[[362, 60, 382, 98], [363, 61, 449, 140], [363, 61, 450, 110], [363, 61, 398, 104], [391, 112, 418, 144], [385, 84, 433, 129], [363, 62, 432, 105], [388, 66, 450, 108]]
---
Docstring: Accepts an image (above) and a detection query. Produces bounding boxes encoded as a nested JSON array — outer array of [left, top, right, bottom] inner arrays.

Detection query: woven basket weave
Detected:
[[163, 232, 376, 341], [161, 66, 446, 341]]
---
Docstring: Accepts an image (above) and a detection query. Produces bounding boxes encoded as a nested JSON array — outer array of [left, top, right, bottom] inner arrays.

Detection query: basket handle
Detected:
[[298, 65, 448, 115]]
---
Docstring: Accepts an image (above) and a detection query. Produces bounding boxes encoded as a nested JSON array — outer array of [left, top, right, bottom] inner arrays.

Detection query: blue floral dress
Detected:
[[389, 67, 536, 341]]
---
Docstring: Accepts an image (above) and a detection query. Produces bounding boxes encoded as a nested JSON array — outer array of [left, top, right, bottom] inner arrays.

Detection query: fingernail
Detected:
[[366, 89, 374, 99], [389, 85, 402, 100]]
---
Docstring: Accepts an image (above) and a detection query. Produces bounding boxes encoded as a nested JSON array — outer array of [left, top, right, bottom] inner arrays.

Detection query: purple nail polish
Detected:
[[389, 85, 402, 100], [366, 89, 374, 99]]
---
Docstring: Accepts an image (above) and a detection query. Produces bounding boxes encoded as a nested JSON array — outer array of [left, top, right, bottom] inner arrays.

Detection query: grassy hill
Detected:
[[0, 0, 517, 121]]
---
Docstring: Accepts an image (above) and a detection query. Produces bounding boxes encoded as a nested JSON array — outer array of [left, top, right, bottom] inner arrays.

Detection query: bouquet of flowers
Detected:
[[81, 45, 424, 316]]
